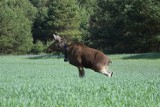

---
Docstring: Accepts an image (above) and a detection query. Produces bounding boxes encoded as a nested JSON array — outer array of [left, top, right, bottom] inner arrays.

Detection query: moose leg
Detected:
[[64, 50, 68, 62], [78, 66, 85, 77], [99, 66, 113, 77], [64, 44, 68, 62]]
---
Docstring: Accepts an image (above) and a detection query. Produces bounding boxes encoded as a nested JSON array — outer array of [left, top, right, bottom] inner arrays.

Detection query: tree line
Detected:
[[0, 0, 160, 54]]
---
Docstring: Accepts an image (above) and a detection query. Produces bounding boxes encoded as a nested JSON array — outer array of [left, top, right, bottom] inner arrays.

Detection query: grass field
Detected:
[[0, 53, 160, 107]]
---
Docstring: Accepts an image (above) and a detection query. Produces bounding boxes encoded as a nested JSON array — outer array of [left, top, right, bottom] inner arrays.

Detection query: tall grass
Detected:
[[0, 53, 160, 107]]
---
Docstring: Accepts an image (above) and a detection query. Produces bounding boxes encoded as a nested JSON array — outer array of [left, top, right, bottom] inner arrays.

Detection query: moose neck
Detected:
[[63, 42, 71, 49]]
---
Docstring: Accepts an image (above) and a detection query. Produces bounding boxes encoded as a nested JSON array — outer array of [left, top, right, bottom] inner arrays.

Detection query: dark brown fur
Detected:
[[47, 34, 113, 77], [66, 42, 112, 77]]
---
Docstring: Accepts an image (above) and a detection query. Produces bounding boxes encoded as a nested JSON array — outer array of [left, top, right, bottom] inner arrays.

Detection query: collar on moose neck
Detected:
[[63, 42, 71, 50], [63, 43, 68, 62], [63, 43, 68, 50]]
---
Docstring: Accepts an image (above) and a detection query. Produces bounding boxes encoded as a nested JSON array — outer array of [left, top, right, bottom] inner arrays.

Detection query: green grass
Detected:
[[0, 53, 160, 107]]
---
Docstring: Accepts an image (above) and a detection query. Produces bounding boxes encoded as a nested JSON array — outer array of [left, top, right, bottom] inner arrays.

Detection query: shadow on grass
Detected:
[[122, 53, 160, 60], [27, 54, 64, 59], [27, 53, 160, 60]]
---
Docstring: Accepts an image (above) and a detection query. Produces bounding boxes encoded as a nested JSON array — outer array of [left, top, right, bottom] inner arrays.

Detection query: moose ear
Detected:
[[53, 34, 62, 42]]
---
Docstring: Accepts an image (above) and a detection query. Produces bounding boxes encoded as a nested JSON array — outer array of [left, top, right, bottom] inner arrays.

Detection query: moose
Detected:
[[47, 34, 113, 78]]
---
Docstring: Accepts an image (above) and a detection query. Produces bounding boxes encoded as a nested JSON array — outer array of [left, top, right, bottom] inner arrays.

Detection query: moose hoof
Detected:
[[111, 72, 113, 77], [108, 72, 113, 78], [64, 59, 68, 62]]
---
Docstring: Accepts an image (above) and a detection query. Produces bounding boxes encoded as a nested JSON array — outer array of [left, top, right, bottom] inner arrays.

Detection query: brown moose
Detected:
[[47, 34, 113, 78]]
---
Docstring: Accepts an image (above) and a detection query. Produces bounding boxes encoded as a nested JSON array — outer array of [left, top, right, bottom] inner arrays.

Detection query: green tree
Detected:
[[32, 0, 94, 43], [29, 0, 50, 8], [47, 0, 82, 40], [32, 7, 49, 43], [0, 0, 37, 54], [77, 0, 97, 43], [88, 0, 160, 53], [77, 0, 97, 14]]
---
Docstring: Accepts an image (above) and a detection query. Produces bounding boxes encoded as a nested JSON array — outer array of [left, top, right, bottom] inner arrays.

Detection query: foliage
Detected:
[[30, 41, 45, 54], [29, 0, 50, 8], [0, 54, 160, 106], [0, 0, 160, 54], [31, 0, 87, 43], [88, 0, 160, 53], [0, 0, 37, 54], [77, 0, 97, 14], [32, 7, 49, 43]]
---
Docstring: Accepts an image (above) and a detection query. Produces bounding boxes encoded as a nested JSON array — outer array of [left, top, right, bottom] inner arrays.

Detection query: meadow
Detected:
[[0, 53, 160, 107]]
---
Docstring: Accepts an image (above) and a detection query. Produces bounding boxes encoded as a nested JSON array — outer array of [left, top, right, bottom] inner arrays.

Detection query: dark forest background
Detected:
[[0, 0, 160, 54]]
